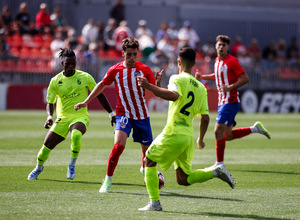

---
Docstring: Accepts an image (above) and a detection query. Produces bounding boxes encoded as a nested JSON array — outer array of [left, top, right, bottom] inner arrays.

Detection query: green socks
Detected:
[[37, 145, 52, 165], [187, 169, 214, 185], [145, 166, 160, 201], [70, 129, 82, 159]]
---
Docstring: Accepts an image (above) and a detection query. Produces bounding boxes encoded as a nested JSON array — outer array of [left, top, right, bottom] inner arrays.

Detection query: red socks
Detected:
[[216, 138, 226, 162], [107, 144, 125, 176], [141, 149, 146, 168], [232, 127, 251, 140]]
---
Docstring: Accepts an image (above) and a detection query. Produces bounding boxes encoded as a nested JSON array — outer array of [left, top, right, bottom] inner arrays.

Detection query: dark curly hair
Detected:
[[58, 48, 76, 59]]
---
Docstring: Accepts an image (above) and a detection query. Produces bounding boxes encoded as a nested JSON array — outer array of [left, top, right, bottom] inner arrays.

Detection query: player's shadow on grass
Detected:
[[233, 169, 299, 175], [163, 211, 292, 220], [110, 190, 242, 202], [40, 179, 100, 184], [161, 191, 242, 202]]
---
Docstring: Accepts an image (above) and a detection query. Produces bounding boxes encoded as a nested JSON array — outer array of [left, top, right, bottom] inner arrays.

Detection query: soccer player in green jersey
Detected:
[[28, 48, 115, 180], [137, 47, 235, 211]]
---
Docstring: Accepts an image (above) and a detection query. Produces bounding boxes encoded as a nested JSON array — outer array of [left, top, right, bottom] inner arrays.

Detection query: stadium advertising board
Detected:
[[3, 85, 300, 113], [240, 90, 300, 113]]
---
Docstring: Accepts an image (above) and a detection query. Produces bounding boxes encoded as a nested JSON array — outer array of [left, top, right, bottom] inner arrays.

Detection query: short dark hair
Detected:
[[58, 48, 75, 59], [178, 47, 196, 64], [216, 35, 231, 45], [122, 37, 139, 51]]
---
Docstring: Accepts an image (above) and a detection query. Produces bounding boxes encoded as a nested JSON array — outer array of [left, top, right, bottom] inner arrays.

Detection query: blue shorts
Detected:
[[115, 115, 153, 145], [216, 103, 240, 127]]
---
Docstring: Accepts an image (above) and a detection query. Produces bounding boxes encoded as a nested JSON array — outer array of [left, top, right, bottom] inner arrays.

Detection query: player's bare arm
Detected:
[[44, 103, 54, 129], [137, 76, 179, 101], [195, 69, 215, 81], [197, 114, 210, 149], [75, 81, 107, 111], [96, 92, 116, 126], [221, 73, 249, 92]]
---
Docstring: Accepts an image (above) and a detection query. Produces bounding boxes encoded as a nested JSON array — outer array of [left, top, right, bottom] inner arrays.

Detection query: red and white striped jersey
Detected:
[[214, 54, 245, 106], [102, 61, 156, 120]]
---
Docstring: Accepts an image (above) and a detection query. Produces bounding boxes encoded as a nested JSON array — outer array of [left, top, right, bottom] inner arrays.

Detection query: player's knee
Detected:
[[224, 132, 233, 140], [144, 157, 156, 167], [71, 129, 82, 142]]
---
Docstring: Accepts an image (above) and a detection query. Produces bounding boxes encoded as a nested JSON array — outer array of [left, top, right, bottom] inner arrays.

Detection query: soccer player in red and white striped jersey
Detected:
[[75, 37, 162, 193], [196, 35, 270, 172]]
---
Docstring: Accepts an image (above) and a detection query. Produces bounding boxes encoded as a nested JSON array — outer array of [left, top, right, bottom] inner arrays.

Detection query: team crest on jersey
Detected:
[[134, 70, 141, 77], [77, 79, 81, 85]]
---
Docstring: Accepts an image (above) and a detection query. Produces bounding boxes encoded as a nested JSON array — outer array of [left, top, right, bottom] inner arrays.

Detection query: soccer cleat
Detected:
[[67, 165, 75, 180], [214, 165, 235, 189], [27, 166, 44, 180], [138, 202, 163, 211], [140, 166, 145, 176], [254, 121, 271, 139], [99, 179, 112, 193]]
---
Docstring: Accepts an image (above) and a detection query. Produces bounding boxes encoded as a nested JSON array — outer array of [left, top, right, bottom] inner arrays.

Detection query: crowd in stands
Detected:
[[0, 2, 299, 83]]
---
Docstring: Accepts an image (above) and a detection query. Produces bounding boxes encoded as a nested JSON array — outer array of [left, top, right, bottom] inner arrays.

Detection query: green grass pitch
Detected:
[[0, 110, 299, 219]]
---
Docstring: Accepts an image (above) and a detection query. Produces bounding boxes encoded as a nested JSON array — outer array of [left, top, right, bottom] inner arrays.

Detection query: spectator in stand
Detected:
[[97, 21, 105, 43], [81, 18, 98, 45], [202, 38, 216, 59], [65, 27, 77, 50], [50, 7, 68, 34], [262, 41, 278, 87], [113, 20, 133, 55], [147, 47, 169, 69], [35, 3, 51, 33], [110, 0, 125, 26], [138, 33, 155, 61], [84, 42, 100, 75], [262, 40, 278, 60], [0, 29, 10, 59], [178, 20, 200, 50], [277, 39, 287, 63], [135, 19, 153, 39], [156, 33, 176, 61], [247, 38, 261, 61], [286, 36, 299, 64], [50, 32, 65, 71], [15, 2, 31, 35], [74, 44, 87, 70], [103, 18, 117, 50], [155, 21, 168, 42], [237, 47, 252, 69], [1, 6, 13, 35], [167, 21, 178, 40], [231, 35, 246, 57]]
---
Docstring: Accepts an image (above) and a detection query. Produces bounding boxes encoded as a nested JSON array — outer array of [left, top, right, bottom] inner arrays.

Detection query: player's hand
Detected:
[[155, 69, 164, 86], [137, 75, 149, 88], [110, 116, 116, 127], [195, 69, 202, 81], [74, 102, 87, 111], [197, 137, 205, 150], [44, 117, 53, 129], [219, 83, 230, 93]]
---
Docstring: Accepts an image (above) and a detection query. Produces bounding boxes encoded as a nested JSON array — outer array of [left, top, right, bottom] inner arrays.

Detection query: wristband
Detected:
[[108, 111, 116, 118], [47, 115, 53, 120]]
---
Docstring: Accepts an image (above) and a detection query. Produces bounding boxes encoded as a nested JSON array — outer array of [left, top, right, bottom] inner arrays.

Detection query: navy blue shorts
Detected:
[[216, 103, 240, 127], [115, 115, 153, 145]]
